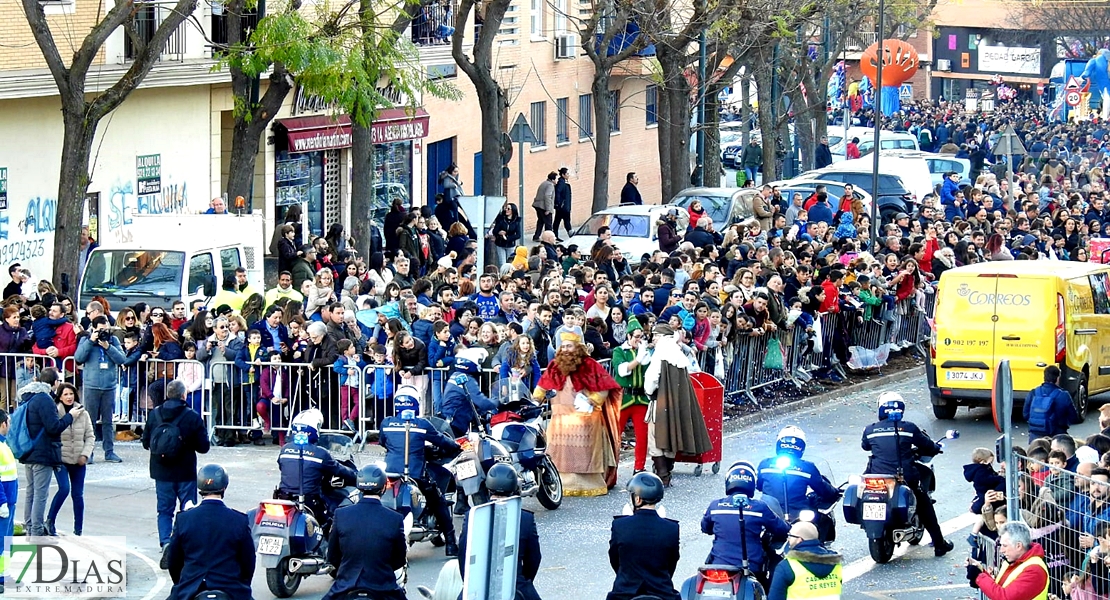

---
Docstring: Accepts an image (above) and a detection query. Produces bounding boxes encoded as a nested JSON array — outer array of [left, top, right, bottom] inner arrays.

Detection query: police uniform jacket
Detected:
[[757, 457, 841, 515], [440, 372, 498, 436], [458, 505, 542, 600], [607, 508, 681, 600], [701, 496, 790, 571], [380, 415, 460, 479], [323, 496, 407, 600], [278, 442, 357, 497], [860, 419, 939, 483], [167, 498, 256, 600]]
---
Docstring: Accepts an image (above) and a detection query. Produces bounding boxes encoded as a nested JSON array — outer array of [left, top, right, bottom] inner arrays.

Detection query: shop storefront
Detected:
[[931, 27, 1049, 104], [272, 107, 430, 242]]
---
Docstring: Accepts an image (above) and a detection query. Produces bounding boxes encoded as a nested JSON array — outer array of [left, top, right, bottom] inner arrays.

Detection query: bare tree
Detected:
[[21, 0, 199, 289]]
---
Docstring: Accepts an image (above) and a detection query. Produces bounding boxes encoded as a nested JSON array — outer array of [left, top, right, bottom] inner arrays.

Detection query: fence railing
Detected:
[[411, 0, 457, 46]]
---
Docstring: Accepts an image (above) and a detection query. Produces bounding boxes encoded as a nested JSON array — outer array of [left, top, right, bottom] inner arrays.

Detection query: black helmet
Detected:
[[724, 461, 757, 498], [628, 472, 665, 505], [486, 463, 521, 496], [197, 464, 229, 495], [357, 465, 387, 495]]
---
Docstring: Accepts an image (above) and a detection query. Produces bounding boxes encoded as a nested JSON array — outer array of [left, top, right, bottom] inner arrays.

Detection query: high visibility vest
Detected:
[[0, 440, 16, 482], [785, 558, 843, 600], [994, 555, 1049, 600]]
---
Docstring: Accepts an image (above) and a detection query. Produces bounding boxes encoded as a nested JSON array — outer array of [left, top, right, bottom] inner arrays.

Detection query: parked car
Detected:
[[793, 168, 914, 223], [667, 187, 758, 228], [767, 179, 873, 216], [563, 205, 684, 261], [832, 130, 919, 162], [877, 150, 972, 189]]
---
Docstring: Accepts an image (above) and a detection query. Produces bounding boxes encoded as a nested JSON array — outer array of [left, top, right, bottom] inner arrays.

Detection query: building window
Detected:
[[579, 94, 593, 139], [609, 90, 621, 132], [531, 101, 547, 147], [553, 0, 567, 33], [556, 97, 569, 143], [530, 0, 544, 37], [646, 85, 658, 126]]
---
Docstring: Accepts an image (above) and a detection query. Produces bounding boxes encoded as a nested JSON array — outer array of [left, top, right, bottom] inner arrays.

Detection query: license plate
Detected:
[[863, 503, 887, 521], [945, 370, 985, 381], [258, 536, 284, 555], [456, 460, 478, 480], [700, 588, 732, 598]]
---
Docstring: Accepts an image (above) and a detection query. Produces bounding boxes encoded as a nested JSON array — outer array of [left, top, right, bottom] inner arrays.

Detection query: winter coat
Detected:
[[972, 542, 1049, 600], [658, 220, 680, 253], [56, 401, 95, 465], [142, 398, 211, 482], [0, 324, 28, 378], [75, 336, 128, 390], [833, 213, 857, 240], [532, 179, 555, 212], [19, 381, 74, 466], [753, 194, 774, 231], [491, 212, 523, 248], [963, 462, 1005, 513], [394, 338, 428, 375], [767, 540, 842, 600]]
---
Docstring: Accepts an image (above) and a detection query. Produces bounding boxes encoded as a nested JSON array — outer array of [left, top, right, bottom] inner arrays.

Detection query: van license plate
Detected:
[[456, 460, 478, 480], [946, 370, 985, 381], [258, 536, 284, 555], [863, 503, 887, 521]]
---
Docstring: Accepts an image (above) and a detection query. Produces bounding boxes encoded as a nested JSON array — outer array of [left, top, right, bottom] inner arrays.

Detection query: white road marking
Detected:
[[841, 512, 979, 582], [860, 584, 971, 598], [129, 545, 169, 600]]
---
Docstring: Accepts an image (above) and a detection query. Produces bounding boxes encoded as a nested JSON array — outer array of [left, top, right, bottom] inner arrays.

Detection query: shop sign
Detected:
[[0, 167, 7, 210], [977, 45, 1040, 75], [136, 154, 161, 195], [371, 109, 431, 145]]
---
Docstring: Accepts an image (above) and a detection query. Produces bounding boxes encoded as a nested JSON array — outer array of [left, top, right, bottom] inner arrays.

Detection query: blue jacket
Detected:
[[427, 338, 456, 374], [19, 382, 74, 466], [166, 499, 255, 600], [323, 497, 407, 600], [766, 540, 843, 600], [380, 415, 459, 479], [277, 442, 356, 498], [652, 283, 675, 315], [1022, 382, 1079, 439], [74, 336, 127, 390], [963, 462, 1005, 513], [756, 456, 841, 515], [368, 364, 395, 400], [701, 496, 789, 571], [233, 343, 270, 386], [861, 419, 939, 484], [941, 178, 963, 220], [412, 318, 437, 351], [1067, 493, 1110, 536], [807, 202, 834, 226], [499, 356, 542, 390], [250, 319, 291, 355], [439, 372, 497, 436], [332, 355, 367, 387]]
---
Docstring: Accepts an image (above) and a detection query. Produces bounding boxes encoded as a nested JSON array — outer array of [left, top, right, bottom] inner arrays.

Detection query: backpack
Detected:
[[149, 407, 188, 460], [1027, 386, 1054, 433], [8, 401, 42, 461]]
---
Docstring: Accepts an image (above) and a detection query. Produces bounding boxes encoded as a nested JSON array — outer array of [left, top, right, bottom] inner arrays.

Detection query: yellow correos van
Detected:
[[928, 261, 1110, 420]]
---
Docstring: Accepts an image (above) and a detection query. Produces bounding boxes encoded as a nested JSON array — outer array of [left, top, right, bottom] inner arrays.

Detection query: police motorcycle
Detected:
[[758, 427, 844, 544], [248, 410, 360, 598], [681, 462, 771, 600], [453, 377, 564, 509], [841, 402, 959, 564], [379, 385, 461, 548]]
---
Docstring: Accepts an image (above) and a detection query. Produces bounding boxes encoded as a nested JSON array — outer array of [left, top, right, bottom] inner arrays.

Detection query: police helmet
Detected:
[[776, 425, 807, 459], [877, 391, 905, 422], [290, 408, 324, 444], [486, 463, 521, 496], [724, 461, 757, 498], [628, 472, 665, 505], [356, 464, 388, 495], [197, 464, 229, 495], [455, 348, 488, 375], [394, 385, 421, 420]]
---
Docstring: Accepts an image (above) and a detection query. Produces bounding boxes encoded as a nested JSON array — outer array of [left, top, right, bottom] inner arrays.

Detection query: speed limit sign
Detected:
[[1066, 90, 1082, 106]]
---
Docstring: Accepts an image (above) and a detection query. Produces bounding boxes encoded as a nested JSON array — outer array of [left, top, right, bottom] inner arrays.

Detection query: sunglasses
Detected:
[[125, 316, 135, 321], [151, 313, 164, 318], [216, 325, 228, 331]]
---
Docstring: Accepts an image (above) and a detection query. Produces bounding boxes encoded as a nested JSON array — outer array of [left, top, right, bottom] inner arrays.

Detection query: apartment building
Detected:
[[0, 0, 660, 279]]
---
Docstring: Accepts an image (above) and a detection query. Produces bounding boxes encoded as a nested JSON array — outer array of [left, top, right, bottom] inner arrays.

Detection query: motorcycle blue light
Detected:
[[775, 455, 792, 469]]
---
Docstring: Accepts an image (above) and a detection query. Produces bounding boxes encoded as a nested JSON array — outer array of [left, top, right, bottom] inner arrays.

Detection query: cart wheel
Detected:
[[712, 462, 721, 475], [694, 464, 703, 477]]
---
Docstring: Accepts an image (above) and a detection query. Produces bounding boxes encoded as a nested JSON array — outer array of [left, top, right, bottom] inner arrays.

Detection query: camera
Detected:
[[96, 330, 112, 343]]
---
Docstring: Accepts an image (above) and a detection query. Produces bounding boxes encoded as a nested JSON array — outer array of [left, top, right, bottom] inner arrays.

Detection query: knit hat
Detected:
[[626, 318, 643, 335], [653, 323, 674, 337], [559, 325, 583, 344], [437, 255, 454, 270]]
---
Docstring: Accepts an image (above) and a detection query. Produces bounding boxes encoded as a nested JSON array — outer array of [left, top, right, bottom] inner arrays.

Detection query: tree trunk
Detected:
[[704, 81, 724, 187], [754, 63, 777, 182], [791, 88, 814, 172], [591, 72, 613, 212], [740, 77, 752, 148], [350, 123, 374, 259], [656, 51, 693, 202], [55, 112, 97, 293]]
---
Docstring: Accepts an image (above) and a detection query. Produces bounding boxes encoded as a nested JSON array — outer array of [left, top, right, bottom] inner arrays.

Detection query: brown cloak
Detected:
[[654, 361, 713, 456]]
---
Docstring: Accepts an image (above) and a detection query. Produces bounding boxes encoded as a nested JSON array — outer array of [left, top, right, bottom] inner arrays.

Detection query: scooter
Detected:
[[380, 414, 461, 548], [680, 495, 766, 600], [453, 378, 563, 509], [248, 433, 360, 598], [842, 429, 959, 564]]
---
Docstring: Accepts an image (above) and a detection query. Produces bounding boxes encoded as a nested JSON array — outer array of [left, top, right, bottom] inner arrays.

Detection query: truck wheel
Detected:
[[1076, 374, 1089, 421], [932, 403, 957, 420]]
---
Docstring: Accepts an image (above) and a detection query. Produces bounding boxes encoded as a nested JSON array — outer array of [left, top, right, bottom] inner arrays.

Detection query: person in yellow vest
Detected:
[[968, 521, 1049, 600], [767, 521, 842, 600], [0, 409, 18, 592]]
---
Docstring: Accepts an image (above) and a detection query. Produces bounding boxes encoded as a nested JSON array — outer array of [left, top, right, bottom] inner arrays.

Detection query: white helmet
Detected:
[[776, 426, 807, 458], [877, 391, 905, 421], [291, 408, 324, 431]]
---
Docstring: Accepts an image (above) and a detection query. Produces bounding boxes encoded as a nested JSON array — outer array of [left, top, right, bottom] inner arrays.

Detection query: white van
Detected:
[[827, 156, 933, 203], [833, 131, 919, 162], [78, 214, 265, 312]]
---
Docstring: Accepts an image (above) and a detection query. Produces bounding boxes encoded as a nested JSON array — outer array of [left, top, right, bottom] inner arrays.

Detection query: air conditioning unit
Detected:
[[936, 59, 951, 71], [555, 34, 577, 59]]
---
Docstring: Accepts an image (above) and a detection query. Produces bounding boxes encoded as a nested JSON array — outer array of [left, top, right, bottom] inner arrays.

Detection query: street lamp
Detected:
[[870, 0, 885, 249]]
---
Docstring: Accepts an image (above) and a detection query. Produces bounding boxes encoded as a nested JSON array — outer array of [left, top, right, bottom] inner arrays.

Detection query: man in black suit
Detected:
[[323, 465, 407, 600], [607, 472, 681, 600], [458, 463, 543, 600], [165, 464, 255, 600]]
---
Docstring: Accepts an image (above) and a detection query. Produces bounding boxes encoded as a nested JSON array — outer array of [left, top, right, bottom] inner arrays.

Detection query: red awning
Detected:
[[276, 108, 431, 153]]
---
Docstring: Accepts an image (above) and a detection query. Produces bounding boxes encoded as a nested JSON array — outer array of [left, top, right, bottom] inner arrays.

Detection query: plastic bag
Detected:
[[812, 318, 824, 355], [713, 349, 725, 379], [848, 344, 891, 370], [763, 337, 785, 370]]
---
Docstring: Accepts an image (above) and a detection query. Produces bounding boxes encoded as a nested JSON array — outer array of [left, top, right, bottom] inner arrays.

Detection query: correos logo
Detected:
[[955, 283, 1031, 306]]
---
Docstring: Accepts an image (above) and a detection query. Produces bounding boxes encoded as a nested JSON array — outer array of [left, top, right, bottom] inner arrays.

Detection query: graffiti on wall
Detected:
[[0, 196, 56, 274], [105, 177, 189, 243]]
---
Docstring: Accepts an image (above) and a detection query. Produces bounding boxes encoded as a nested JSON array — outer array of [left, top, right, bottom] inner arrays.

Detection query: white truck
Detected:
[[77, 213, 266, 312]]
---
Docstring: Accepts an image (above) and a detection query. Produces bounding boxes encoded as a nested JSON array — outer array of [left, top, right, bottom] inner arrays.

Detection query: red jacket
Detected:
[[916, 238, 939, 276], [819, 280, 840, 313], [32, 321, 77, 363], [975, 542, 1048, 600]]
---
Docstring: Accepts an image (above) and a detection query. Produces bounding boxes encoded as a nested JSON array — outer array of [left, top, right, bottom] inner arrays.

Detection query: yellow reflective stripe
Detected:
[[994, 556, 1049, 600], [785, 558, 842, 600], [0, 442, 16, 481]]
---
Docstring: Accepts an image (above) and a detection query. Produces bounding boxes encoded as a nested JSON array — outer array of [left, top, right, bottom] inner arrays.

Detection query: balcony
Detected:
[[844, 32, 877, 54], [123, 2, 189, 62], [210, 5, 260, 48], [412, 0, 458, 46]]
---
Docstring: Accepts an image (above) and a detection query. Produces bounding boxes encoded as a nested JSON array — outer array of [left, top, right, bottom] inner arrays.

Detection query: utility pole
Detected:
[[870, 0, 885, 249], [695, 0, 707, 186]]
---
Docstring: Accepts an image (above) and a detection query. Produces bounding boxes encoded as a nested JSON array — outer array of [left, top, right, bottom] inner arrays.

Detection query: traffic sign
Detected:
[[899, 83, 913, 99], [508, 113, 538, 144], [1066, 90, 1082, 107], [1066, 76, 1083, 90], [1037, 83, 1045, 95], [992, 124, 1026, 156]]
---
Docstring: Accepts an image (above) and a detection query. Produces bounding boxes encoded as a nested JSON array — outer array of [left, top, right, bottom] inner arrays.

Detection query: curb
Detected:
[[722, 365, 926, 434]]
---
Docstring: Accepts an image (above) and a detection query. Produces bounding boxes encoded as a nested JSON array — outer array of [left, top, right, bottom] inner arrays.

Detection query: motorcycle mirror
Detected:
[[848, 474, 863, 486], [945, 429, 960, 440], [797, 510, 816, 523]]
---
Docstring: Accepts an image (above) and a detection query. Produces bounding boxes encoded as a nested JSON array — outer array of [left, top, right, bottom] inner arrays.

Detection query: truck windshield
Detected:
[[81, 250, 185, 299]]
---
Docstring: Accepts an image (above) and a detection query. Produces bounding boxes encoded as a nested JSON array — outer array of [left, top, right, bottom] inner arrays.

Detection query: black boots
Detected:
[[445, 532, 459, 557], [652, 456, 672, 487]]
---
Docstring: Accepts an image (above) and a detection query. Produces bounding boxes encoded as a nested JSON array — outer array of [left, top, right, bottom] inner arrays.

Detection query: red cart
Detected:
[[675, 372, 724, 476]]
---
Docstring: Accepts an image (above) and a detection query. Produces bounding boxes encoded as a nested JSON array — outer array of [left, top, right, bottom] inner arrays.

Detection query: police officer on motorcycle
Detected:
[[607, 472, 681, 600], [323, 465, 407, 600], [439, 348, 499, 437], [381, 386, 462, 556], [458, 463, 543, 600], [757, 426, 842, 538], [861, 392, 954, 557], [165, 464, 255, 600], [702, 461, 790, 589], [276, 409, 357, 528]]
